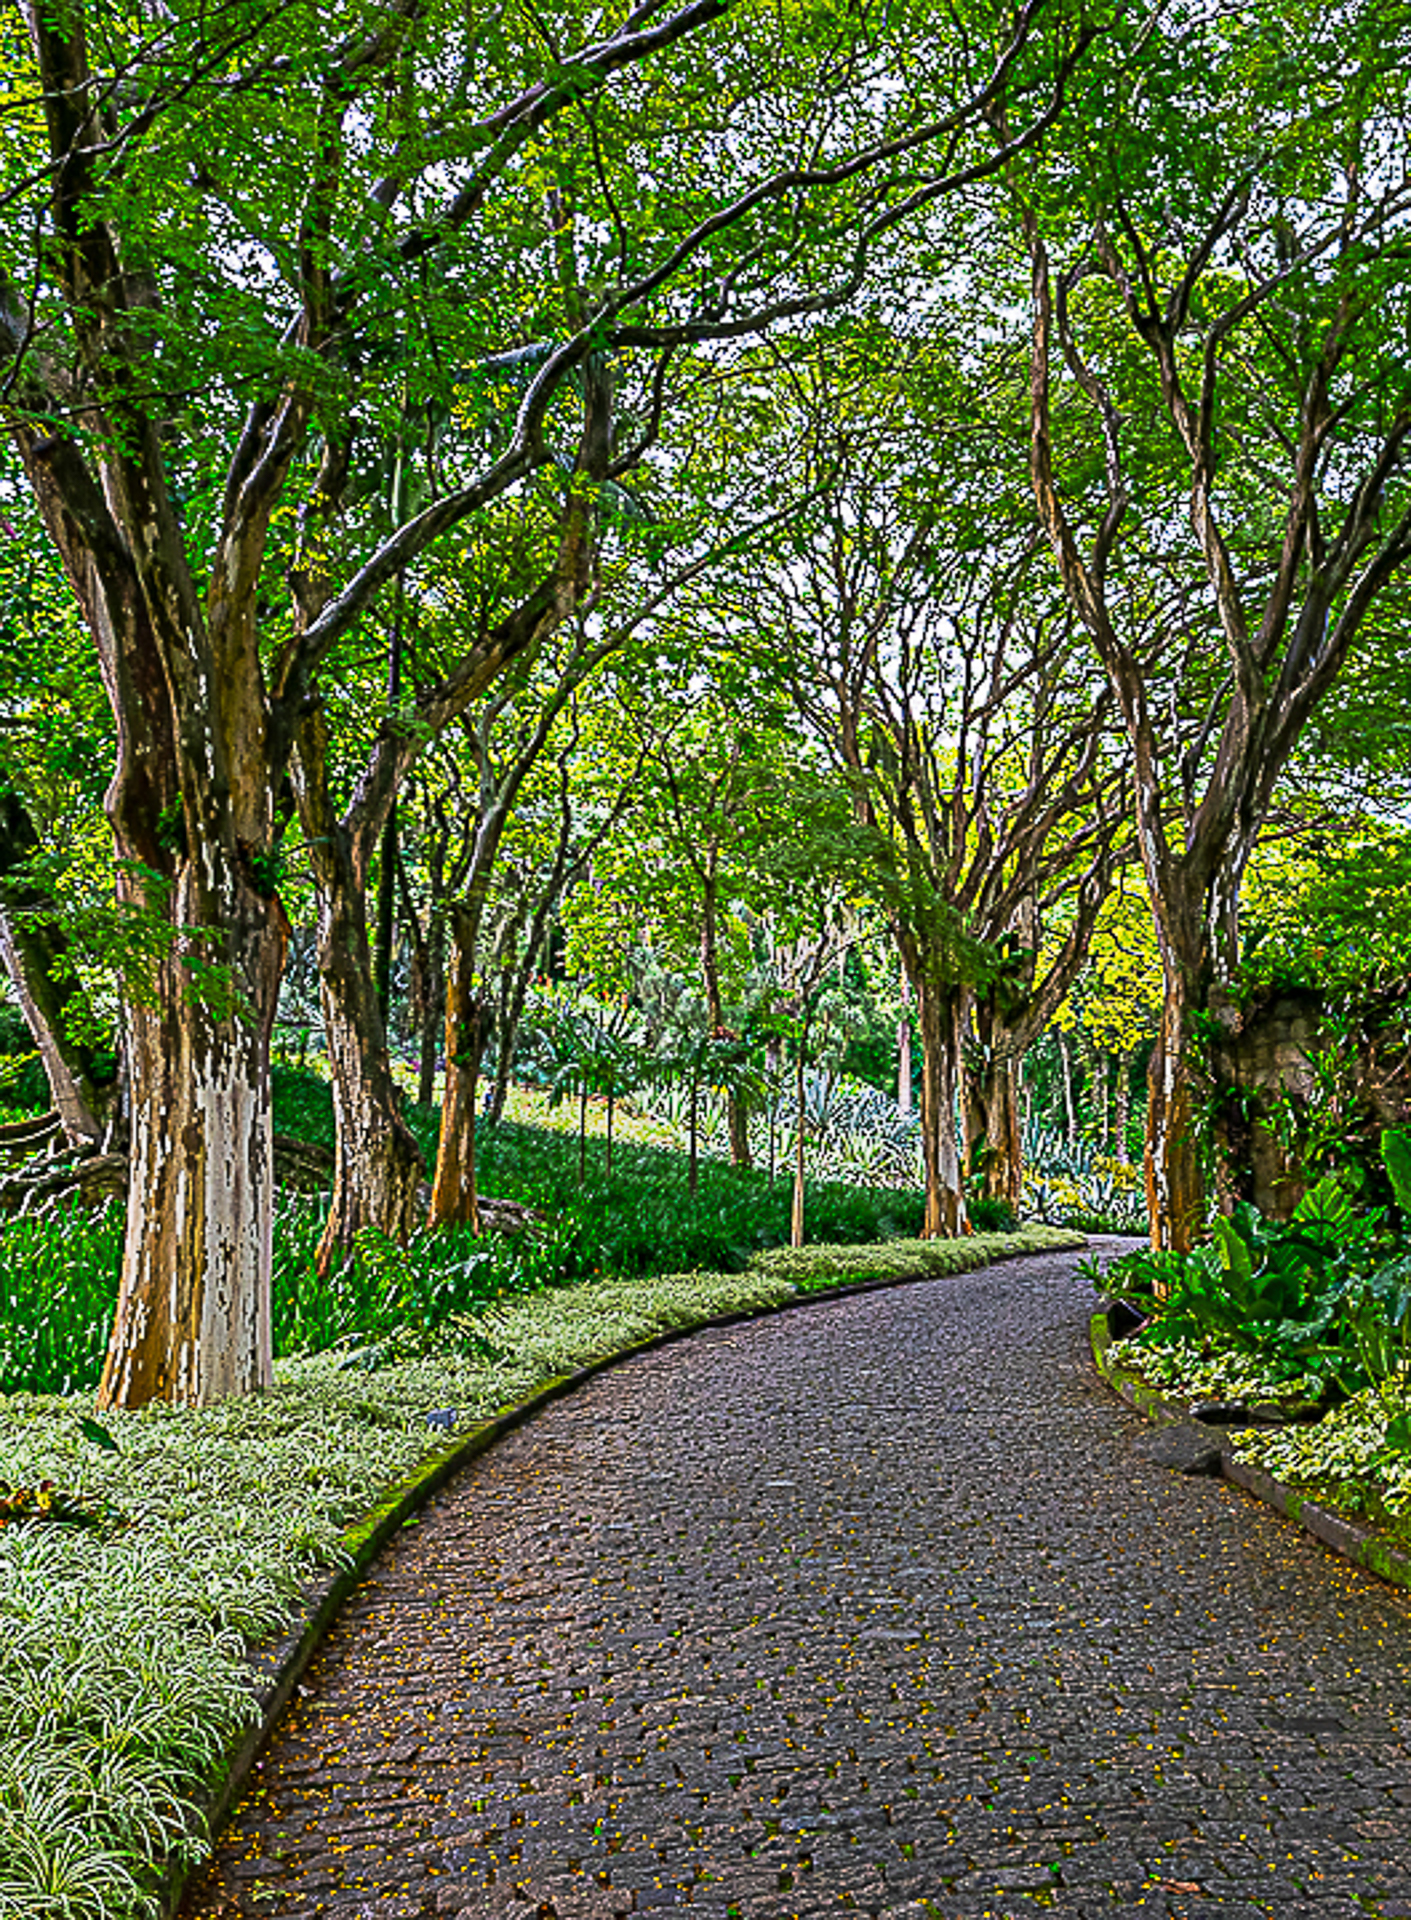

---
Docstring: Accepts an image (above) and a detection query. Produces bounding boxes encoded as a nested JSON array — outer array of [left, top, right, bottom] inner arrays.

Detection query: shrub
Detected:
[[1093, 1152, 1411, 1397]]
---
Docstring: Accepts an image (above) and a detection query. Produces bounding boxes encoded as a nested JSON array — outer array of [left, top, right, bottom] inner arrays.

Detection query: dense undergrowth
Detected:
[[1, 1065, 929, 1398], [1095, 1131, 1411, 1543]]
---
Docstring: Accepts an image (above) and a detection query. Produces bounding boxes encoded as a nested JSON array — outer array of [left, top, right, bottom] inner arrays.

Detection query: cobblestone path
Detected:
[[184, 1244, 1411, 1920]]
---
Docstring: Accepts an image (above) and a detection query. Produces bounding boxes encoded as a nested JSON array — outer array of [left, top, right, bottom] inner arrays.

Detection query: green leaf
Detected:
[[78, 1416, 120, 1453], [1212, 1214, 1253, 1289], [1384, 1412, 1411, 1453], [1381, 1129, 1411, 1214]]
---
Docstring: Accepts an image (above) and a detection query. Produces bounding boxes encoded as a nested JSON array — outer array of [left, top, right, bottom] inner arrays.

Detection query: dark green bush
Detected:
[[967, 1195, 1019, 1233]]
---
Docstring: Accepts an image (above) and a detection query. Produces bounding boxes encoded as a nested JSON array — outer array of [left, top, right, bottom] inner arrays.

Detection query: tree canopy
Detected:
[[4, 0, 1411, 1400]]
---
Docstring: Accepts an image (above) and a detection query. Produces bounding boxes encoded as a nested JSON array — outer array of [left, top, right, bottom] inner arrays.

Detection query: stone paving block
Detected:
[[182, 1245, 1411, 1920]]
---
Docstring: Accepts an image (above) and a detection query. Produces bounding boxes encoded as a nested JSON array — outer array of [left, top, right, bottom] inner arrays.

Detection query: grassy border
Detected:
[[1088, 1309, 1411, 1597], [160, 1228, 1082, 1916]]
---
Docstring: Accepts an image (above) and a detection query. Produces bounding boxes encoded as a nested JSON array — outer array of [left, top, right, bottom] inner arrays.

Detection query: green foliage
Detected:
[[0, 1479, 125, 1534], [1241, 834, 1411, 996], [2, 1072, 929, 1396], [0, 1209, 125, 1396], [1021, 1121, 1149, 1234], [967, 1196, 1020, 1233], [753, 1225, 1081, 1291], [1382, 1128, 1411, 1217], [274, 1209, 589, 1363], [1234, 1374, 1411, 1534], [0, 999, 49, 1111], [1105, 1331, 1323, 1413], [475, 1118, 927, 1275], [271, 1061, 439, 1161], [1097, 1144, 1411, 1397]]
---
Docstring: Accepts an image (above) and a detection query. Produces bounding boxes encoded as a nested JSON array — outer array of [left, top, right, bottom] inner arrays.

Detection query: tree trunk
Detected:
[[962, 1046, 1024, 1209], [314, 875, 424, 1273], [700, 880, 751, 1169], [1057, 1029, 1077, 1143], [1140, 844, 1247, 1249], [415, 918, 445, 1111], [915, 977, 968, 1236], [374, 569, 406, 1030], [1114, 1051, 1131, 1161], [294, 713, 425, 1271], [726, 1091, 752, 1168], [428, 901, 491, 1230], [374, 808, 398, 1032], [1085, 1037, 1109, 1151], [0, 902, 101, 1144], [99, 861, 285, 1409], [897, 963, 912, 1115], [790, 1040, 807, 1247], [489, 952, 530, 1124], [1145, 971, 1207, 1253], [399, 853, 445, 1114]]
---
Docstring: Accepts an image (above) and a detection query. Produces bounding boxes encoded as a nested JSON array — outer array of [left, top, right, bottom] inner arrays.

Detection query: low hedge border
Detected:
[[1089, 1308, 1411, 1596], [164, 1224, 1084, 1916]]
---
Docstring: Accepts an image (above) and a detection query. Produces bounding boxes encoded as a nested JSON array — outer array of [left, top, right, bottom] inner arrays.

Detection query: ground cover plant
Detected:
[[1095, 1129, 1411, 1547], [0, 1226, 1076, 1919]]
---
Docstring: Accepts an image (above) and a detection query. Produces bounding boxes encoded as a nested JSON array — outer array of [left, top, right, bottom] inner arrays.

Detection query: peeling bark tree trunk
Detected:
[[99, 863, 286, 1408], [915, 976, 968, 1236], [962, 1045, 1024, 1209], [428, 901, 492, 1230], [315, 877, 424, 1271]]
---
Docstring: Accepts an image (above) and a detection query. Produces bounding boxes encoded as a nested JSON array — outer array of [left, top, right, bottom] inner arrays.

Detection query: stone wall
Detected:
[[1211, 981, 1411, 1220], [1211, 987, 1323, 1221]]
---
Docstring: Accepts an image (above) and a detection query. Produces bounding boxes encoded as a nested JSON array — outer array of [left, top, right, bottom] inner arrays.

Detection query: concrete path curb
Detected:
[[1089, 1307, 1411, 1596], [162, 1232, 1082, 1916]]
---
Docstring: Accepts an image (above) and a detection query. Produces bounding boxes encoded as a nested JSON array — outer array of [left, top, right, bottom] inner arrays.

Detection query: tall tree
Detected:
[[727, 354, 1129, 1226], [3, 0, 1092, 1402], [1003, 0, 1411, 1244]]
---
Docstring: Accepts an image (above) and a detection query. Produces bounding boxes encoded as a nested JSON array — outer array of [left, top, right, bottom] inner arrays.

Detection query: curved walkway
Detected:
[[184, 1244, 1411, 1920]]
